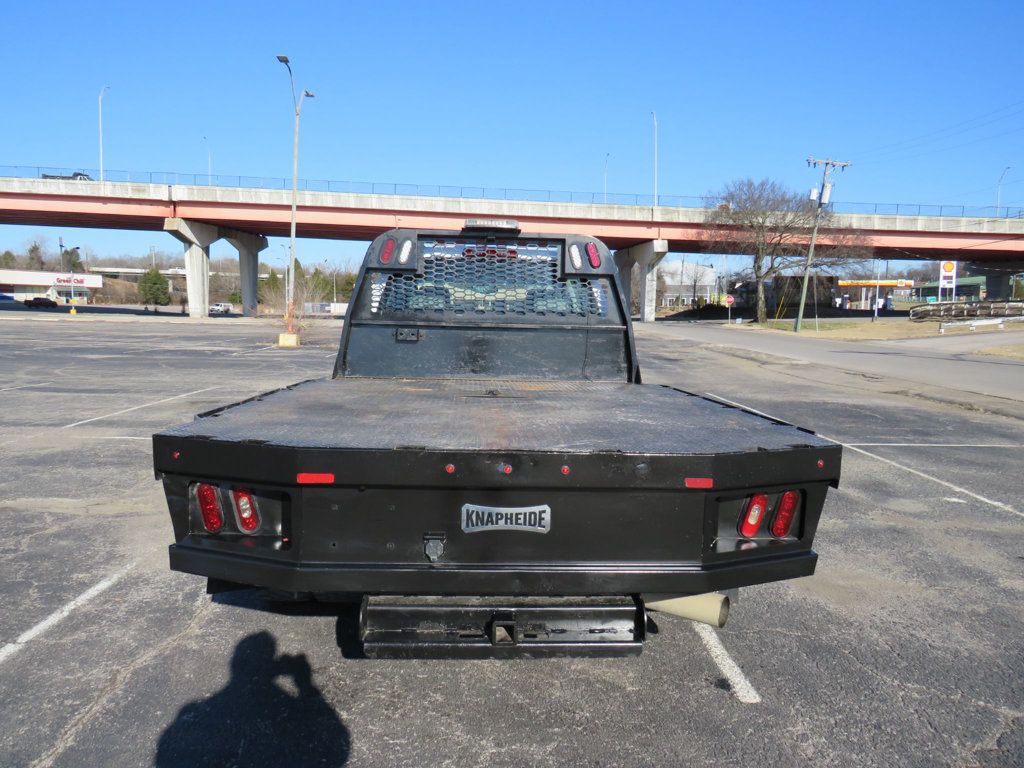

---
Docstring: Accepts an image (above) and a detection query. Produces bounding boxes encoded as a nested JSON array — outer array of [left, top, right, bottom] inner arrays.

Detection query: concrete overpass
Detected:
[[1, 176, 1022, 319]]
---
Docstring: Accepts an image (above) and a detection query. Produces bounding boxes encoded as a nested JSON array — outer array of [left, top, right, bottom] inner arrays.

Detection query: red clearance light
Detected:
[[196, 483, 223, 533], [296, 472, 335, 485], [684, 477, 714, 489], [739, 493, 768, 538], [771, 490, 800, 538], [380, 238, 396, 264], [444, 463, 456, 474], [560, 465, 571, 476], [232, 489, 260, 533], [585, 242, 601, 268], [500, 463, 513, 475]]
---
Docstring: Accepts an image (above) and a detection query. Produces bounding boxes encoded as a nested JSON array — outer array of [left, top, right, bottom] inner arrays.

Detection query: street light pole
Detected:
[[203, 136, 212, 185], [996, 166, 1011, 217], [98, 86, 109, 182], [277, 55, 314, 335], [603, 152, 610, 204], [651, 112, 658, 209]]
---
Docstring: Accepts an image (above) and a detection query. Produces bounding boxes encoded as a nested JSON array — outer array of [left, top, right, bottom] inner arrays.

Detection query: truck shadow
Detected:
[[154, 631, 351, 767]]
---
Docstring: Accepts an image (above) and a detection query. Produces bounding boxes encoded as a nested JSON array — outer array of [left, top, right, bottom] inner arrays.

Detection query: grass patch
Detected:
[[973, 344, 1024, 361], [726, 318, 1011, 341]]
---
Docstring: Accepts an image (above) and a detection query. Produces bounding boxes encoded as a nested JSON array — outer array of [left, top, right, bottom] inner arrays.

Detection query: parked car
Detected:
[[41, 171, 93, 181], [24, 297, 58, 308], [209, 303, 233, 315]]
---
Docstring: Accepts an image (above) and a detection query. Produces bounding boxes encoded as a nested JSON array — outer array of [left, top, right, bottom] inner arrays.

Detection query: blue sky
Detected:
[[1, 0, 1022, 268]]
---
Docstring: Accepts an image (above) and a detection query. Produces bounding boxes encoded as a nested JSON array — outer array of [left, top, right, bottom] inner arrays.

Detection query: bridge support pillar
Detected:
[[224, 231, 268, 317], [614, 240, 668, 322], [968, 263, 1024, 300], [164, 218, 220, 318]]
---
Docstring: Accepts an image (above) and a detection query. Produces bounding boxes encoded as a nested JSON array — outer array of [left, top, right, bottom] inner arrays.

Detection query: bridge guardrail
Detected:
[[2, 164, 1022, 220], [909, 301, 1024, 322]]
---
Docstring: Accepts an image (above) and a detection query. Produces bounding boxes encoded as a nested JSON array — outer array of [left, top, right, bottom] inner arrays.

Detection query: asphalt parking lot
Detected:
[[0, 315, 1021, 767]]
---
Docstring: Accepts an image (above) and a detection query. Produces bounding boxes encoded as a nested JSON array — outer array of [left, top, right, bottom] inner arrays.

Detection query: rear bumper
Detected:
[[169, 544, 817, 595]]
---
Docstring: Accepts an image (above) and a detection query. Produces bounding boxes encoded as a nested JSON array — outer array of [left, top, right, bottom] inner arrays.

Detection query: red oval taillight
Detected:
[[585, 242, 601, 268], [771, 490, 800, 538], [738, 493, 768, 538], [232, 489, 260, 533], [380, 238, 396, 264], [196, 483, 223, 533]]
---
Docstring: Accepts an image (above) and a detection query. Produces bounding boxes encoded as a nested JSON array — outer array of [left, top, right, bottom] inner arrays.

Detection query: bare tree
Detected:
[[703, 178, 868, 324]]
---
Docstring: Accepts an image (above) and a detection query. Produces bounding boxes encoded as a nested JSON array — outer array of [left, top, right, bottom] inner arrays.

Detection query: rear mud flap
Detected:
[[360, 595, 645, 658]]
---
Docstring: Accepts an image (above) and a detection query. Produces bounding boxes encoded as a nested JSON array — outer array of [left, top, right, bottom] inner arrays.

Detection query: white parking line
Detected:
[[0, 563, 134, 665], [704, 392, 1022, 519], [845, 443, 1023, 448], [60, 387, 222, 429], [77, 436, 150, 441], [835, 443, 1023, 518], [692, 623, 762, 704], [231, 345, 279, 356], [0, 381, 53, 392]]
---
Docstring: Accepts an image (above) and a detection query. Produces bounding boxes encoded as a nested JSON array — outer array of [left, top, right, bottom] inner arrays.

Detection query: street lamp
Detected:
[[98, 86, 109, 181], [603, 152, 610, 204], [651, 111, 658, 209], [203, 136, 212, 185], [59, 238, 80, 304], [277, 54, 315, 336], [996, 166, 1011, 217]]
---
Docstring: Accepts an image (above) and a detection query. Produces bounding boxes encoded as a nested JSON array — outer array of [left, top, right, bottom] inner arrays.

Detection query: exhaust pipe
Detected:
[[643, 592, 730, 628]]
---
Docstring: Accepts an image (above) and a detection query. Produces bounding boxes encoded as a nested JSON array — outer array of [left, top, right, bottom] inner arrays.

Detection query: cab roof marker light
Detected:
[[585, 242, 601, 268], [463, 218, 520, 231], [397, 239, 413, 264], [569, 243, 583, 270]]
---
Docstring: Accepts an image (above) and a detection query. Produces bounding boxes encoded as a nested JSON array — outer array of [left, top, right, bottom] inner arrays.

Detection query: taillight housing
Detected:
[[397, 239, 413, 264], [568, 243, 583, 270], [380, 238, 396, 264], [232, 489, 260, 533], [585, 242, 601, 268], [738, 493, 768, 538], [196, 483, 223, 533], [771, 490, 800, 538]]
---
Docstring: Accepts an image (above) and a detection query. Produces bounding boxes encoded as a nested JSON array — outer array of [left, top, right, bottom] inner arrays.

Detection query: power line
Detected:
[[856, 123, 1024, 166], [851, 99, 1024, 158]]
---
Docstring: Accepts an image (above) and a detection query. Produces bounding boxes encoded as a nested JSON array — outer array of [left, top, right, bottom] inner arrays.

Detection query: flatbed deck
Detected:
[[160, 377, 830, 456]]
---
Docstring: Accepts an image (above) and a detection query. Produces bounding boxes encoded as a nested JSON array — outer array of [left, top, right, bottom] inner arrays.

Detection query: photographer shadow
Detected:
[[155, 631, 350, 767]]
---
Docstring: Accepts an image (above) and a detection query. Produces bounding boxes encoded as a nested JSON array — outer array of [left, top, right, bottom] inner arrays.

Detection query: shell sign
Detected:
[[939, 260, 957, 288]]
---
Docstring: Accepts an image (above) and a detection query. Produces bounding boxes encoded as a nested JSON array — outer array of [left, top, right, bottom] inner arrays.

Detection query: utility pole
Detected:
[[794, 156, 850, 332]]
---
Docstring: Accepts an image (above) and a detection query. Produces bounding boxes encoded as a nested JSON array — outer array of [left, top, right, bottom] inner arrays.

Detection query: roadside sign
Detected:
[[939, 261, 957, 288], [725, 294, 735, 306], [939, 261, 957, 301]]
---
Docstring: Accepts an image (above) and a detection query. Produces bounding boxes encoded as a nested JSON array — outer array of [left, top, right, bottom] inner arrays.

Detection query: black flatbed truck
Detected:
[[153, 221, 841, 657]]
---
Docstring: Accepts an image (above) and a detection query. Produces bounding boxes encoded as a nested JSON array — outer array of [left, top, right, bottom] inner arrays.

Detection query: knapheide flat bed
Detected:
[[153, 221, 841, 658], [163, 378, 829, 455]]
